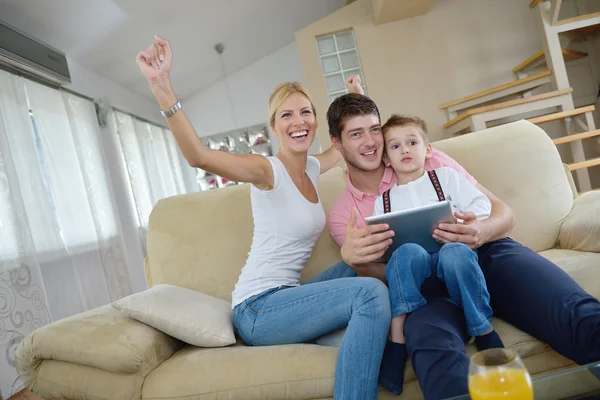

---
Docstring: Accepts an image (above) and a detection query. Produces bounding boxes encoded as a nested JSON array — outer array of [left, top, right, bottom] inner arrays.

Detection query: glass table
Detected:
[[449, 361, 600, 400]]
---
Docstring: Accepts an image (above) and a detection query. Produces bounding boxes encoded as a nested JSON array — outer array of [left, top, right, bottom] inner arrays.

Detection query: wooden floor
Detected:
[[8, 389, 43, 400]]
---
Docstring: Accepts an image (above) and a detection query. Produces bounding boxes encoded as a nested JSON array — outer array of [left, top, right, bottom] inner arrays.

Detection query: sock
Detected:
[[475, 330, 505, 351], [379, 340, 407, 396]]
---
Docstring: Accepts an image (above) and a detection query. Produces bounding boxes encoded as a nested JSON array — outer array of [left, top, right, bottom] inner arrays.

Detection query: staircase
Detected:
[[439, 0, 600, 192]]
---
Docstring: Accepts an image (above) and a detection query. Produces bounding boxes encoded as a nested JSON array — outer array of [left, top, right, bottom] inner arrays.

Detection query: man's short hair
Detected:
[[382, 114, 429, 144], [327, 93, 380, 141]]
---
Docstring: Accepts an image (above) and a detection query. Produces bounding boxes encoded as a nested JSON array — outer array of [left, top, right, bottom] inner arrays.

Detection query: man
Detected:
[[324, 78, 600, 399]]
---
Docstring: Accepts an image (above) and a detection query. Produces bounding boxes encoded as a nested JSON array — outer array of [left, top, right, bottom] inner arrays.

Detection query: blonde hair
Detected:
[[268, 82, 316, 127]]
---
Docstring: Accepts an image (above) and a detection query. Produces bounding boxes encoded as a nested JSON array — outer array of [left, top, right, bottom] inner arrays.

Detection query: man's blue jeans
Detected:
[[386, 242, 492, 336]]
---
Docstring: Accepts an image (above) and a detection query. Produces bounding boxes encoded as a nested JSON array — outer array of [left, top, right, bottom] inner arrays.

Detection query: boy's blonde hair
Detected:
[[268, 82, 316, 128], [382, 114, 429, 144]]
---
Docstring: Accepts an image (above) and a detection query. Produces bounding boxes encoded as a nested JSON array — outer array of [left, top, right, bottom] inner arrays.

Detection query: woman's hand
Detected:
[[136, 35, 173, 88], [345, 74, 364, 95]]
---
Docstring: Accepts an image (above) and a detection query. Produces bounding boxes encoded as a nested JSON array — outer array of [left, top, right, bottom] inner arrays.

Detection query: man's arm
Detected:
[[433, 183, 515, 248], [476, 183, 515, 240]]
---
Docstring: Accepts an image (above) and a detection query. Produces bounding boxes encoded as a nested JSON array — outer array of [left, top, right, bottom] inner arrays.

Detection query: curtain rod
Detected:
[[59, 86, 169, 129]]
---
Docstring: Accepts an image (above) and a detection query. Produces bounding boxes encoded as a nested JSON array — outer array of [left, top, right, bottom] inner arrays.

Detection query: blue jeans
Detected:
[[387, 242, 493, 336], [232, 265, 390, 400]]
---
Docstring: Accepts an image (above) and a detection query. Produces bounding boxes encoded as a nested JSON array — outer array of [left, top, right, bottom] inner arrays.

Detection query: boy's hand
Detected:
[[433, 211, 488, 249], [341, 208, 394, 266], [345, 75, 364, 95]]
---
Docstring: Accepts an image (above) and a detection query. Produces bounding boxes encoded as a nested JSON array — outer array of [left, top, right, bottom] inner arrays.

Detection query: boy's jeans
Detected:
[[387, 242, 493, 336]]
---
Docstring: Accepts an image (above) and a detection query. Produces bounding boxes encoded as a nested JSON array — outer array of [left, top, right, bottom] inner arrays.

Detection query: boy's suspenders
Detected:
[[382, 170, 445, 213]]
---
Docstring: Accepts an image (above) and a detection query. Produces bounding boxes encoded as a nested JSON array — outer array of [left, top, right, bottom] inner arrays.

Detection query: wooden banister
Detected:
[[554, 129, 600, 145], [444, 88, 573, 129], [529, 0, 572, 8], [528, 105, 595, 124], [555, 12, 600, 26], [512, 49, 586, 74], [438, 71, 552, 110], [568, 157, 600, 171], [529, 0, 547, 8]]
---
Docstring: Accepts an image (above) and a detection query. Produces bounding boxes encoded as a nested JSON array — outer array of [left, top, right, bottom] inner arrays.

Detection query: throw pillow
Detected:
[[112, 284, 235, 347]]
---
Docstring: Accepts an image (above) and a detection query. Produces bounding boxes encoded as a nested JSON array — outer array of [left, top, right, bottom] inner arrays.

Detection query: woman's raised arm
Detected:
[[136, 36, 273, 190]]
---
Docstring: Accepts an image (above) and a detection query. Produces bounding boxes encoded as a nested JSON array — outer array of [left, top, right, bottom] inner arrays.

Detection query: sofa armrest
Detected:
[[557, 190, 600, 253], [15, 304, 183, 388]]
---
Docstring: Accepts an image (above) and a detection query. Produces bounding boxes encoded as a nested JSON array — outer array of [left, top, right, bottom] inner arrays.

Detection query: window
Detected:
[[197, 123, 273, 190], [112, 111, 192, 229], [317, 30, 367, 102]]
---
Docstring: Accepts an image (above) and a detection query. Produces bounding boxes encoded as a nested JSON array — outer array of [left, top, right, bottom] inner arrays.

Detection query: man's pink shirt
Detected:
[[327, 149, 477, 246]]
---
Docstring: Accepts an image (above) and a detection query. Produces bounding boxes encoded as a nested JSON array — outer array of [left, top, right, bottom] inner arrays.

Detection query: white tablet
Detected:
[[365, 200, 455, 261]]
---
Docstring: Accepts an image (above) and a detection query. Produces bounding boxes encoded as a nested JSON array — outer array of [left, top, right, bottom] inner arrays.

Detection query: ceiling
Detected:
[[0, 0, 345, 99]]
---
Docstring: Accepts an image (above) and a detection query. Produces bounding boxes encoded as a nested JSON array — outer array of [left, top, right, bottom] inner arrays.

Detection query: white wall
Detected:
[[66, 57, 163, 126], [184, 42, 322, 154], [297, 0, 546, 145]]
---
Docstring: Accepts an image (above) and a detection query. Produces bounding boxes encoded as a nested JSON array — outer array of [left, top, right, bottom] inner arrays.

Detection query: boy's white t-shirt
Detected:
[[231, 156, 326, 308], [373, 167, 491, 220]]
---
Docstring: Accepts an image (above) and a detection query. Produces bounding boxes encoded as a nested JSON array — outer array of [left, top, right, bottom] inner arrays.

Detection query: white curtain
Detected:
[[0, 70, 134, 397], [109, 110, 196, 248]]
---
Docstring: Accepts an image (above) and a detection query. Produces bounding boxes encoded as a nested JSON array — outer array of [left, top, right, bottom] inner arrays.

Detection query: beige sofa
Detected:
[[15, 120, 600, 400]]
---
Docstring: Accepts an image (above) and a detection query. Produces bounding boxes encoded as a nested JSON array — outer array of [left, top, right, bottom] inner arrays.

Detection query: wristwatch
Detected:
[[161, 101, 182, 118]]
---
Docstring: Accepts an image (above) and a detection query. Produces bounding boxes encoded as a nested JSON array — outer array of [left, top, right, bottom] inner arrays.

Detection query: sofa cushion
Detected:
[[557, 190, 600, 253], [26, 360, 144, 400], [142, 343, 337, 400], [112, 284, 235, 347], [539, 249, 600, 298], [15, 305, 181, 379]]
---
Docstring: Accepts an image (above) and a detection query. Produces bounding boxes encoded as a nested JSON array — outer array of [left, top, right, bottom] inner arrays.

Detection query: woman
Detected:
[[136, 36, 391, 399]]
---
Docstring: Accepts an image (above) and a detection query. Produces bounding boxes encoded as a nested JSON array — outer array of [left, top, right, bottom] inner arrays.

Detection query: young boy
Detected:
[[375, 115, 504, 395]]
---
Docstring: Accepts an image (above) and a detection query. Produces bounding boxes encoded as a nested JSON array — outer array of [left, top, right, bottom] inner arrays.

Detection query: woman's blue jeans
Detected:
[[233, 272, 391, 400]]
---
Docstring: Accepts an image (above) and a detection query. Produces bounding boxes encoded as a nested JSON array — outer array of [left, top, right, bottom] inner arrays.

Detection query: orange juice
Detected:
[[469, 368, 533, 400]]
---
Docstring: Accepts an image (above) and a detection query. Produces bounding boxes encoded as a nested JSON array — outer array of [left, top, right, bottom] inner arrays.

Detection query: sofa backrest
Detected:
[[433, 121, 573, 251], [145, 166, 347, 301], [146, 120, 574, 301]]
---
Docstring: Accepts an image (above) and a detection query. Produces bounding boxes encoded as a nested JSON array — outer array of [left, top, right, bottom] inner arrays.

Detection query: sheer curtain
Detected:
[[0, 69, 134, 397], [108, 110, 196, 249]]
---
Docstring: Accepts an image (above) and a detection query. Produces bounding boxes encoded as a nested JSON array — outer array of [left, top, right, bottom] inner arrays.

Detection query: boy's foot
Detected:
[[475, 330, 504, 351], [379, 340, 406, 395]]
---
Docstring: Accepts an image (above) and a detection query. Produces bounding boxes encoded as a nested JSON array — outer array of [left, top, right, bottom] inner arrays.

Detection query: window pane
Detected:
[[317, 35, 336, 55], [329, 90, 347, 103], [335, 31, 356, 51], [339, 50, 360, 70], [321, 55, 340, 74], [325, 74, 345, 93]]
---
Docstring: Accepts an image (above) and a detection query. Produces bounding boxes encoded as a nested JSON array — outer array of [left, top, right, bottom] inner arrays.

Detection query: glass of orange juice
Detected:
[[468, 349, 533, 400]]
